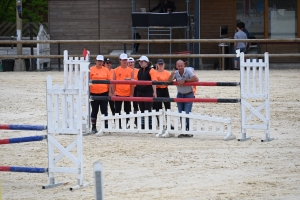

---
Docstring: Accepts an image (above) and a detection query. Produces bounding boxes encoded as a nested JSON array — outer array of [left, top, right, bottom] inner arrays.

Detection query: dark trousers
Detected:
[[90, 92, 109, 126], [153, 88, 170, 111], [138, 90, 153, 126], [138, 90, 153, 113], [132, 88, 139, 112], [115, 96, 131, 125], [108, 100, 115, 115]]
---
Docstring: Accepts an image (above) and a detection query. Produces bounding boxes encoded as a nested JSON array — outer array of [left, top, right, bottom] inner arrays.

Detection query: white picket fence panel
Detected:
[[239, 52, 272, 142], [96, 110, 164, 136], [96, 108, 234, 140], [155, 109, 234, 140], [63, 50, 90, 133], [45, 75, 89, 190]]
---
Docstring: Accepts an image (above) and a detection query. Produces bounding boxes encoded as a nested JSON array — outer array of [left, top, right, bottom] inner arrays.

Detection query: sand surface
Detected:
[[0, 70, 300, 199]]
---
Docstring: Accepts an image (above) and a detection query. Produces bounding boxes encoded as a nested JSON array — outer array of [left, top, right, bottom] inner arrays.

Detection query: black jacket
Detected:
[[136, 66, 153, 92]]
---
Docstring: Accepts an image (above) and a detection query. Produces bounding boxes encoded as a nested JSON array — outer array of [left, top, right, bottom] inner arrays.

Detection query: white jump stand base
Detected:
[[238, 133, 251, 142], [42, 178, 63, 189], [70, 182, 90, 191]]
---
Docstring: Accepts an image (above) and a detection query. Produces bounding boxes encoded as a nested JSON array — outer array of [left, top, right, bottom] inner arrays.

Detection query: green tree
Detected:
[[0, 0, 47, 23]]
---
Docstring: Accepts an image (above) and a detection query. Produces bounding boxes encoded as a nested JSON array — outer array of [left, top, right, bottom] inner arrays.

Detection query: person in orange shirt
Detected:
[[90, 55, 111, 133], [136, 55, 157, 129], [153, 59, 174, 129], [104, 58, 115, 116], [112, 53, 134, 128]]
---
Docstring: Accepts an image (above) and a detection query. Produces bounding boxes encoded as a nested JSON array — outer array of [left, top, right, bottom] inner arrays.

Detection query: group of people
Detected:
[[89, 53, 199, 138]]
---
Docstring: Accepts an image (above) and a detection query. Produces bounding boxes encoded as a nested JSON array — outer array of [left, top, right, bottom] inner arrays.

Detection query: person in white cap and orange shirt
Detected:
[[136, 55, 157, 129], [112, 53, 134, 129], [89, 55, 112, 133], [104, 58, 115, 116], [127, 57, 139, 116]]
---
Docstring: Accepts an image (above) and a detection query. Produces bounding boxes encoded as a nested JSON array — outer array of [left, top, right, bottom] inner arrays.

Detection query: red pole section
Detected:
[[0, 166, 10, 172], [90, 80, 240, 86], [0, 124, 9, 129]]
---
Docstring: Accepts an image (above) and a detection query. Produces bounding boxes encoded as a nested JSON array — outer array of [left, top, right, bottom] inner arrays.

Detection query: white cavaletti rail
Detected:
[[96, 110, 164, 136], [158, 109, 235, 140]]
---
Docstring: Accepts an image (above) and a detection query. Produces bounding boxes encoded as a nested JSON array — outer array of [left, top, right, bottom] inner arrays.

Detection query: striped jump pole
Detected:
[[90, 96, 240, 103], [0, 135, 47, 145], [0, 124, 47, 131], [90, 80, 240, 86], [0, 166, 48, 173]]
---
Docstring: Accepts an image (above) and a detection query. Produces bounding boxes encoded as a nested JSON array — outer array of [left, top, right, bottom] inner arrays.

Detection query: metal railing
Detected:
[[0, 38, 299, 59]]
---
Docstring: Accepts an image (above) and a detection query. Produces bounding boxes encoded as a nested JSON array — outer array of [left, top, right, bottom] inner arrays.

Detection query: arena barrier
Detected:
[[0, 55, 90, 190], [91, 97, 235, 140], [89, 52, 272, 142]]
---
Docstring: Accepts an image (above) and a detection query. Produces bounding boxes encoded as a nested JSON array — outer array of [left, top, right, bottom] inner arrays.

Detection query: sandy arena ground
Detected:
[[0, 69, 300, 199]]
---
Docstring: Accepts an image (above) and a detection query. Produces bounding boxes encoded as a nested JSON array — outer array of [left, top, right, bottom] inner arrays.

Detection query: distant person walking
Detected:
[[234, 22, 247, 69]]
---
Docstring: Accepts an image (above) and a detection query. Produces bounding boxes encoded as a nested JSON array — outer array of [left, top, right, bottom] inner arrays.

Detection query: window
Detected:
[[268, 0, 297, 38], [236, 0, 298, 38], [236, 0, 264, 38]]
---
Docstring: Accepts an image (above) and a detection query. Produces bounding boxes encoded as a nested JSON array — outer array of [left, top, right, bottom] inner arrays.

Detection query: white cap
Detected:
[[137, 55, 149, 62], [128, 57, 135, 62], [119, 53, 128, 60], [96, 55, 104, 61]]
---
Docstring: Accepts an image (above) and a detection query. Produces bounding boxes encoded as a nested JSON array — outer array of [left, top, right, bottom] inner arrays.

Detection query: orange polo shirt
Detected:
[[133, 68, 139, 80], [149, 68, 158, 81], [114, 66, 133, 96], [90, 66, 110, 94], [156, 70, 170, 89], [108, 68, 114, 79]]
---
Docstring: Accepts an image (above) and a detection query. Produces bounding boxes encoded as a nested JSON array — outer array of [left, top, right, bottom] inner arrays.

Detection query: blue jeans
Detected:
[[176, 92, 194, 130]]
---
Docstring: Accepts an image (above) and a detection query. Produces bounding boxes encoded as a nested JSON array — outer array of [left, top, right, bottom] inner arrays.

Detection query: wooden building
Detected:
[[48, 0, 300, 69]]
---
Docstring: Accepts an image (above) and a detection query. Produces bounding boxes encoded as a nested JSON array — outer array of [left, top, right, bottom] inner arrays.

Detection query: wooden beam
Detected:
[[298, 0, 300, 38], [264, 0, 268, 38]]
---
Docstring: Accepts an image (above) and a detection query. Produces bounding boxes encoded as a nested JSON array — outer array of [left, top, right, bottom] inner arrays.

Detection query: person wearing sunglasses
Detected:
[[153, 59, 174, 129]]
